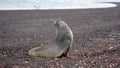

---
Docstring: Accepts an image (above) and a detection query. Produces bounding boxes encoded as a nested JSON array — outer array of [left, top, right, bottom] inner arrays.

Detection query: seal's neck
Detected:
[[55, 28, 72, 44]]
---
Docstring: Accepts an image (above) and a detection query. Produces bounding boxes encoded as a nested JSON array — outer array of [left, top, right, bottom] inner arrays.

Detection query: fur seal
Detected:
[[28, 21, 73, 58]]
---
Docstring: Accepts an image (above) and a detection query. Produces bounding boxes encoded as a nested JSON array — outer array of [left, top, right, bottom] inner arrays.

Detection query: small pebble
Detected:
[[25, 61, 28, 63], [109, 47, 113, 49]]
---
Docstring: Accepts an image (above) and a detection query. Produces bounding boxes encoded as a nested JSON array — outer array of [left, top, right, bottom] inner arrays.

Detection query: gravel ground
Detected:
[[0, 3, 120, 68]]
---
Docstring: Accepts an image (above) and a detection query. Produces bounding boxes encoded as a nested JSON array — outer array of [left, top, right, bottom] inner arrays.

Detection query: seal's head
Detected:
[[53, 21, 69, 28], [53, 21, 60, 27]]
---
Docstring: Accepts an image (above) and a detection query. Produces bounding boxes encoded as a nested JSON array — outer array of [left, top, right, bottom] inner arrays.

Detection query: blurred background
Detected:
[[0, 0, 120, 10]]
